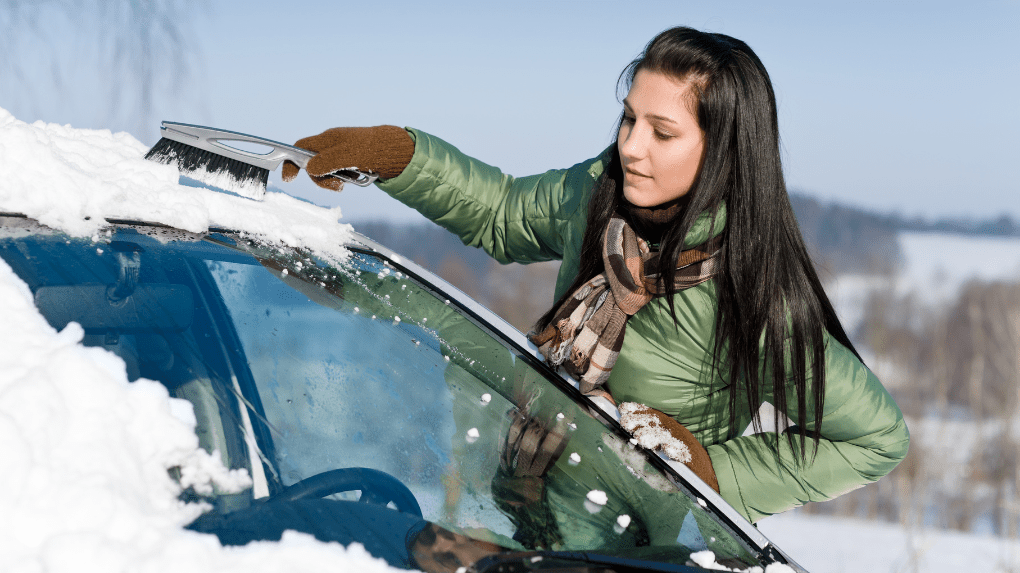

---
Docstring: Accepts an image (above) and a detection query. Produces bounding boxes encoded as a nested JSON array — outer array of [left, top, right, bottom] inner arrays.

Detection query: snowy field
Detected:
[[3, 108, 1020, 572], [824, 232, 1020, 338], [759, 513, 1020, 573], [898, 232, 1020, 304]]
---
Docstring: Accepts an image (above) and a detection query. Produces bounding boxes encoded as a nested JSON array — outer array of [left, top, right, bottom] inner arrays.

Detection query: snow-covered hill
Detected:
[[825, 231, 1020, 339], [759, 513, 1020, 573]]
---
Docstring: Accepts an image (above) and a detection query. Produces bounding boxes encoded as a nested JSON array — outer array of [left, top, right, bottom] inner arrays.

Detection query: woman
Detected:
[[282, 26, 909, 524]]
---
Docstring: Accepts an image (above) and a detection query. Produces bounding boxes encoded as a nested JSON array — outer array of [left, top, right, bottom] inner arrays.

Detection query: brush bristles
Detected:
[[145, 138, 269, 199]]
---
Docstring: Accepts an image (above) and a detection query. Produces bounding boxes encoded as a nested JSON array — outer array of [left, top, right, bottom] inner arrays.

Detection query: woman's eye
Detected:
[[654, 130, 675, 141], [622, 114, 635, 124]]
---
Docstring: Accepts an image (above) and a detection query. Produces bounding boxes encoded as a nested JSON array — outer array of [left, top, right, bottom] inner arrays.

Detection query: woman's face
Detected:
[[618, 69, 706, 207]]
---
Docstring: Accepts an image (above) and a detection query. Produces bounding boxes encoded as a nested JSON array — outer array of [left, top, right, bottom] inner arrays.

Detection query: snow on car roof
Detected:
[[0, 107, 401, 572], [0, 107, 354, 265]]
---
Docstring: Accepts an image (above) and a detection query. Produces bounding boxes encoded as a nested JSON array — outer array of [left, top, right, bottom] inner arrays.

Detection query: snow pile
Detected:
[[0, 248, 399, 573], [0, 106, 403, 571], [619, 402, 692, 463], [0, 107, 353, 264]]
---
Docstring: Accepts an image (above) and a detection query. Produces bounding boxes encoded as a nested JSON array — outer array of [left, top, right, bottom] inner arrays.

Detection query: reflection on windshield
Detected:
[[209, 245, 759, 569], [0, 221, 763, 572]]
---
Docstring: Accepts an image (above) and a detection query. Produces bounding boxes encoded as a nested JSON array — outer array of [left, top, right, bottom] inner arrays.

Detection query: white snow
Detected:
[[619, 402, 693, 464], [758, 513, 1020, 573], [0, 258, 400, 572], [691, 550, 740, 571], [583, 490, 607, 514], [0, 107, 354, 265], [825, 231, 1020, 335], [616, 514, 632, 530], [586, 490, 608, 505], [690, 551, 794, 573], [0, 107, 400, 571], [898, 232, 1020, 303]]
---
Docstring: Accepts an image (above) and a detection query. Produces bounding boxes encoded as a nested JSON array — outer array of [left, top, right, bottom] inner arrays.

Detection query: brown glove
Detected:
[[501, 408, 568, 478], [281, 125, 415, 191], [407, 522, 505, 573], [618, 402, 720, 493], [492, 408, 568, 549]]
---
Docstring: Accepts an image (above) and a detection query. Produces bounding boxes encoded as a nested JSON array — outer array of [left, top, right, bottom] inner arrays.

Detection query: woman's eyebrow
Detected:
[[622, 98, 679, 126]]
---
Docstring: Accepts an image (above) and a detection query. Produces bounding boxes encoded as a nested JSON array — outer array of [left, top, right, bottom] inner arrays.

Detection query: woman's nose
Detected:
[[619, 124, 645, 161]]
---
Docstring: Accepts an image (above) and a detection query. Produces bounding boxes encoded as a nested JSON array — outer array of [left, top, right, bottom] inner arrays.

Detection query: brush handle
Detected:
[[159, 121, 315, 170]]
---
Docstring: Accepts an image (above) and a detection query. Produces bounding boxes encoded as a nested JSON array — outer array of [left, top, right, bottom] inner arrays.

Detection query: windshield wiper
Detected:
[[468, 550, 730, 573]]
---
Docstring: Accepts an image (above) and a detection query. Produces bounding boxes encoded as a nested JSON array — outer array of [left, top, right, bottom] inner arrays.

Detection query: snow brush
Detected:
[[144, 121, 379, 201]]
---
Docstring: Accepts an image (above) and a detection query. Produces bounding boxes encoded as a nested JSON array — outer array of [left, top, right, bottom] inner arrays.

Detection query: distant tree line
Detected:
[[789, 194, 901, 275], [0, 0, 203, 137], [790, 193, 1020, 277], [792, 194, 1020, 239]]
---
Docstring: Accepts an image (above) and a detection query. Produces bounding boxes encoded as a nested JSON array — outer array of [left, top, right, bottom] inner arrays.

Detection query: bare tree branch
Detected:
[[0, 0, 205, 136]]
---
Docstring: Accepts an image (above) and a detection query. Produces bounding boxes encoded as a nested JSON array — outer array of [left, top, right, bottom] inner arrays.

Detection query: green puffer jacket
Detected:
[[377, 128, 909, 523]]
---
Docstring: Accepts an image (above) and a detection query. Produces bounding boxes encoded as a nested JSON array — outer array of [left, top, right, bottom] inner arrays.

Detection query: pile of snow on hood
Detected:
[[0, 107, 398, 571], [0, 253, 398, 573], [0, 107, 353, 264]]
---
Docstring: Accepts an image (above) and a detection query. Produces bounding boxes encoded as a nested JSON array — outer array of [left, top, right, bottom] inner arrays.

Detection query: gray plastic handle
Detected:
[[160, 121, 315, 170]]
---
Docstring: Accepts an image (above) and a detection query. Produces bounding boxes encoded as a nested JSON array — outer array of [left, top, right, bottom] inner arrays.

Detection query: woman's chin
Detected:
[[622, 186, 662, 208]]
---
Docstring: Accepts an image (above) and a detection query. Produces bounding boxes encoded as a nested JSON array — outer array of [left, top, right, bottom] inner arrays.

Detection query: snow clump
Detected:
[[0, 107, 353, 266], [619, 402, 692, 463], [613, 514, 632, 534], [0, 258, 400, 572], [0, 106, 400, 571]]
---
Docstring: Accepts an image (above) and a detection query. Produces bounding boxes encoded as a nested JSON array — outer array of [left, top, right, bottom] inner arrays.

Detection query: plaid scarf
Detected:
[[529, 215, 722, 394]]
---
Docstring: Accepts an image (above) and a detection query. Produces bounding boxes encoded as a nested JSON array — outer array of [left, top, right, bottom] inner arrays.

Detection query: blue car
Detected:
[[0, 207, 806, 573]]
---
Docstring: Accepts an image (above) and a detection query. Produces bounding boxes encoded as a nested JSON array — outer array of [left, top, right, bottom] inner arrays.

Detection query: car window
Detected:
[[0, 219, 764, 571]]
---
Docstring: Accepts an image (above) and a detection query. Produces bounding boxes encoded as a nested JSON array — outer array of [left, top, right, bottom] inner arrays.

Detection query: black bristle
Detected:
[[144, 137, 270, 199]]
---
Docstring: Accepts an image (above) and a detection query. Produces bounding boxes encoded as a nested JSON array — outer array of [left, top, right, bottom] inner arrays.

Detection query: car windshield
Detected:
[[0, 216, 765, 572]]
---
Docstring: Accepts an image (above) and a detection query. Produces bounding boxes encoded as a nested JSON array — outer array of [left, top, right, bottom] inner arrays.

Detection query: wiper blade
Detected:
[[468, 550, 713, 573]]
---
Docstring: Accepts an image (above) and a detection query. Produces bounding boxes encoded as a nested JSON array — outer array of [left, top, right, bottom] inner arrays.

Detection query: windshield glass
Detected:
[[0, 217, 762, 572]]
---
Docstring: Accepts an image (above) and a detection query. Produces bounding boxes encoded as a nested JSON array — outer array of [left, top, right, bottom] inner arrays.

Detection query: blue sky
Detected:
[[2, 0, 1017, 223]]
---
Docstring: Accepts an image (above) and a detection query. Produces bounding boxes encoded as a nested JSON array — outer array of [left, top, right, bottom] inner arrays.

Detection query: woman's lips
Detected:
[[625, 168, 651, 179]]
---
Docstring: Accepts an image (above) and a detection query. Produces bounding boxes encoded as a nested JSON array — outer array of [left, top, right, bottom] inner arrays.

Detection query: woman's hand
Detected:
[[619, 402, 719, 493], [281, 125, 414, 191]]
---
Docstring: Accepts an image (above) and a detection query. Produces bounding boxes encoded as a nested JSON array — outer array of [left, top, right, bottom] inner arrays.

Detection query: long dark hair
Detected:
[[540, 27, 860, 460]]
